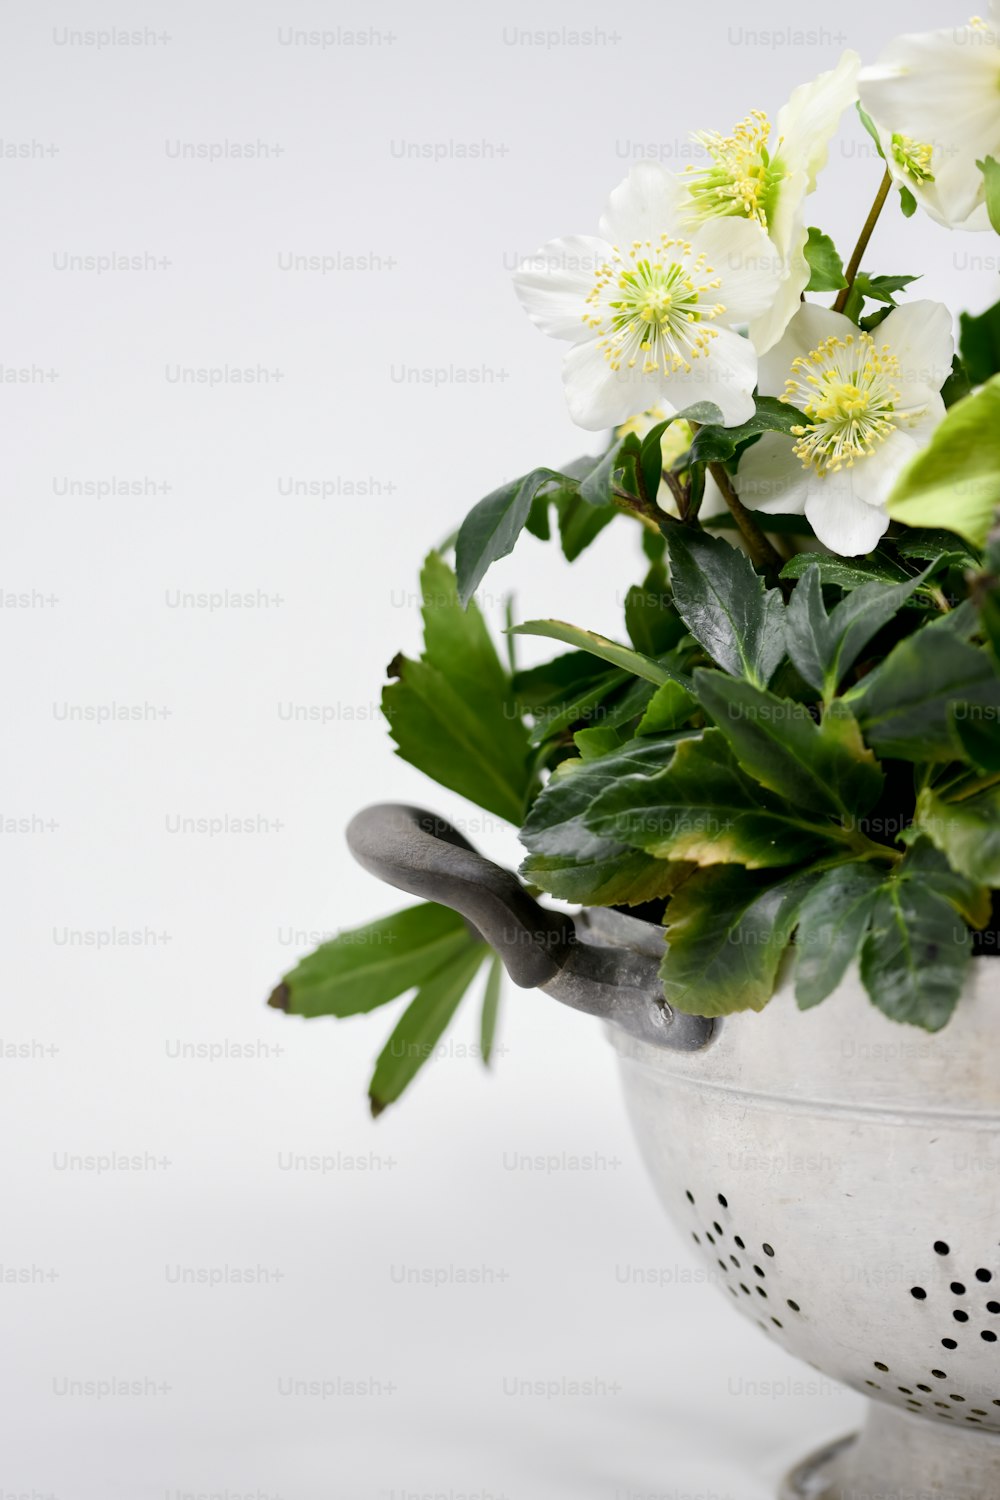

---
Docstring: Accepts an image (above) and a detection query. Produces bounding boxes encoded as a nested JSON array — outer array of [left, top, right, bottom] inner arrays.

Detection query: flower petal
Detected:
[[776, 51, 862, 192], [689, 217, 783, 326], [756, 302, 854, 397], [512, 236, 612, 345], [598, 163, 681, 247], [734, 432, 811, 515], [849, 429, 922, 509], [749, 218, 811, 354], [804, 474, 890, 555], [880, 299, 955, 397], [560, 339, 657, 431], [660, 327, 758, 428]]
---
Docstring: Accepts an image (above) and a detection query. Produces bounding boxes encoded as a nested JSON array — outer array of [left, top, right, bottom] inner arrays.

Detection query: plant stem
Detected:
[[706, 460, 783, 575], [833, 168, 893, 315]]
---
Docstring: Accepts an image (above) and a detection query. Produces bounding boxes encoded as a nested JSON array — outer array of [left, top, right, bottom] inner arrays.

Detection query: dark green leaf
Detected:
[[959, 298, 1000, 386], [661, 866, 825, 1017], [900, 186, 917, 218], [665, 525, 786, 687], [784, 559, 931, 695], [369, 943, 490, 1114], [456, 468, 562, 605], [579, 432, 641, 507], [794, 864, 882, 1010], [803, 227, 847, 292], [899, 836, 992, 928], [520, 737, 694, 906], [856, 103, 886, 160], [895, 528, 981, 571], [781, 551, 911, 590], [693, 670, 884, 819], [685, 395, 806, 468], [556, 490, 616, 561], [951, 708, 1000, 772], [860, 881, 970, 1032], [847, 629, 1000, 762], [271, 903, 473, 1018], [635, 679, 698, 735], [941, 355, 973, 409], [585, 729, 839, 868], [624, 568, 687, 656]]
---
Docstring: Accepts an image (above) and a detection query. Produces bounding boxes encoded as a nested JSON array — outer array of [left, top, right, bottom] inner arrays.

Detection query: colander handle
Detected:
[[346, 803, 714, 1052]]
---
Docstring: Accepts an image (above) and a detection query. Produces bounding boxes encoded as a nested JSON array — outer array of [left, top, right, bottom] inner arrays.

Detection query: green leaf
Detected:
[[951, 708, 1000, 773], [555, 490, 616, 561], [585, 730, 840, 869], [665, 526, 786, 687], [899, 835, 992, 929], [959, 298, 1000, 386], [784, 560, 931, 696], [520, 737, 694, 906], [369, 943, 489, 1115], [510, 619, 687, 687], [579, 433, 641, 507], [781, 551, 911, 590], [635, 679, 698, 736], [977, 156, 1000, 235], [480, 955, 502, 1067], [685, 395, 806, 468], [842, 272, 920, 326], [624, 567, 687, 657], [693, 670, 884, 819], [383, 554, 534, 822], [847, 628, 1000, 762], [270, 902, 473, 1018], [900, 186, 917, 218], [886, 376, 1000, 548], [915, 785, 1000, 886], [895, 528, 981, 571], [661, 866, 825, 1017], [941, 355, 973, 409], [455, 468, 563, 606], [803, 227, 847, 292], [860, 881, 970, 1032], [856, 103, 886, 160], [794, 864, 883, 1010]]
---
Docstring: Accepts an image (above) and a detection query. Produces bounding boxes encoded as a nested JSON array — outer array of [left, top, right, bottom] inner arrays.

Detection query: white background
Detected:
[[3, 2, 997, 1497]]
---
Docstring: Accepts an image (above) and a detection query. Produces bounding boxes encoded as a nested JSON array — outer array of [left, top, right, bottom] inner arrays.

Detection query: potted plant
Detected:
[[269, 18, 1000, 1499]]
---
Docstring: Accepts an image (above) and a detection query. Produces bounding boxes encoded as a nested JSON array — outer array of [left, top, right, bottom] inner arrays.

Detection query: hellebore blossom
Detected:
[[735, 300, 955, 555], [859, 6, 1000, 230], [676, 51, 861, 351], [512, 163, 781, 431]]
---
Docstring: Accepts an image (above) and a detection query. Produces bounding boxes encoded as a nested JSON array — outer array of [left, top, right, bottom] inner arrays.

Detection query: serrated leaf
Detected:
[[520, 736, 694, 906], [886, 376, 1000, 548], [383, 555, 534, 822], [794, 863, 883, 1010], [693, 670, 884, 819], [860, 881, 970, 1032], [803, 227, 847, 292], [510, 619, 688, 687], [270, 903, 474, 1018], [784, 559, 931, 696], [847, 628, 1000, 762], [781, 551, 911, 590], [665, 526, 786, 687], [895, 528, 981, 571], [624, 567, 687, 657], [585, 729, 839, 869], [456, 468, 563, 605], [369, 943, 490, 1115], [661, 865, 825, 1017]]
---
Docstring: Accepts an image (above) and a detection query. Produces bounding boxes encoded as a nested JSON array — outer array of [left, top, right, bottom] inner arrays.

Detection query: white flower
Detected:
[[734, 301, 954, 556], [615, 408, 727, 521], [859, 7, 1000, 230], [675, 52, 861, 352], [512, 164, 781, 432]]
